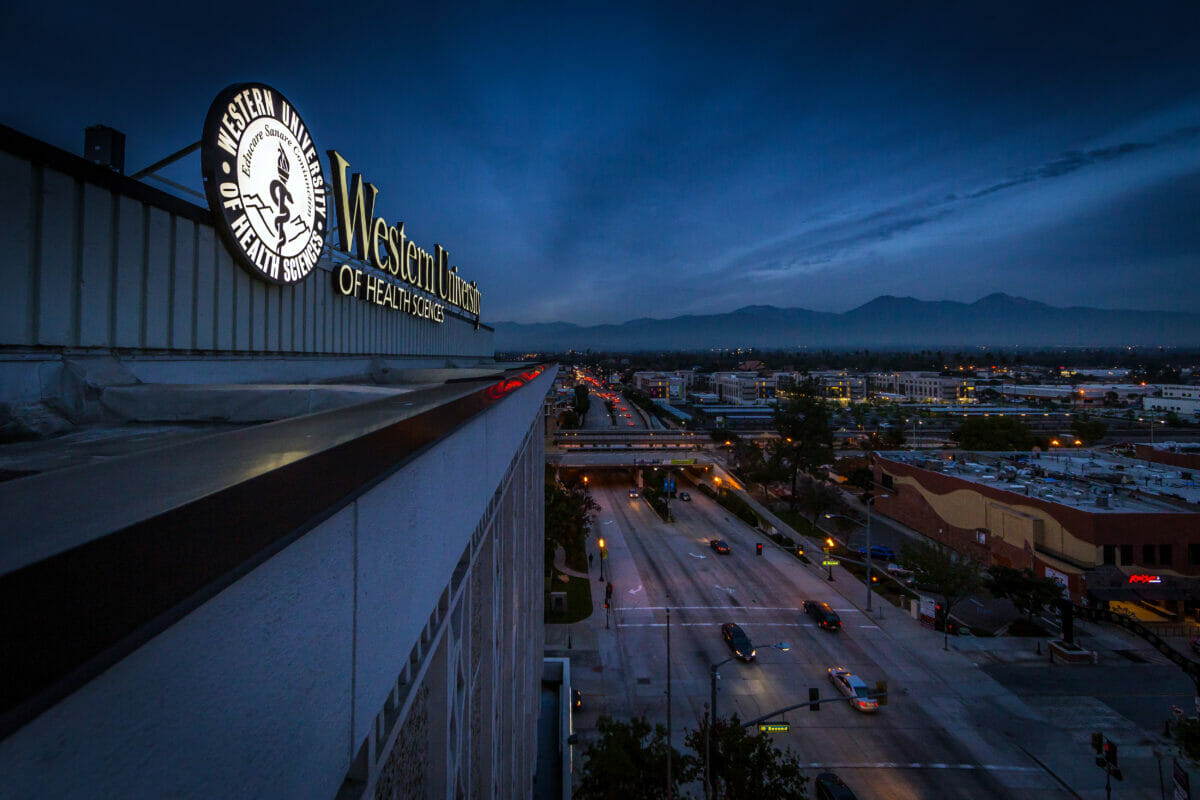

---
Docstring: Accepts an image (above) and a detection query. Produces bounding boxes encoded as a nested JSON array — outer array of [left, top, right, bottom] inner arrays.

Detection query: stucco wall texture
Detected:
[[873, 456, 1200, 599], [0, 367, 553, 799]]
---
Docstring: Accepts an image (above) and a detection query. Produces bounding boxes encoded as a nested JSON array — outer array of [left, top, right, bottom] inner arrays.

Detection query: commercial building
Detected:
[[869, 372, 975, 403], [1145, 385, 1200, 418], [998, 383, 1155, 406], [0, 85, 551, 799], [631, 370, 693, 400], [712, 371, 775, 405], [873, 451, 1200, 610], [1135, 442, 1200, 471]]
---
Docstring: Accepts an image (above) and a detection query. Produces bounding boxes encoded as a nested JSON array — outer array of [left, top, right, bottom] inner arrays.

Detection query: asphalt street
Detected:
[[579, 471, 1080, 799]]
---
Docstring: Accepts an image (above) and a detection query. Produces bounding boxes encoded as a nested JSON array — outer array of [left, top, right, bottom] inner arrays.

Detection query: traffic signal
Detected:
[[1104, 740, 1118, 768], [1091, 732, 1103, 754], [808, 687, 820, 711], [604, 600, 609, 610], [756, 543, 763, 556]]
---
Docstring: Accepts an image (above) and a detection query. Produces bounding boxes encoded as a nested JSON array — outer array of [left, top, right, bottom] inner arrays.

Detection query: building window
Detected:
[[881, 473, 894, 490], [1119, 544, 1133, 566], [1160, 544, 1173, 567], [1103, 545, 1116, 565], [1191, 543, 1200, 566], [1142, 544, 1156, 567]]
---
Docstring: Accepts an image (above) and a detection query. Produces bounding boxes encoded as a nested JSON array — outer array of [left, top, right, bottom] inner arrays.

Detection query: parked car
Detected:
[[721, 622, 756, 661], [815, 772, 859, 800], [804, 600, 842, 631], [856, 544, 897, 561], [679, 491, 691, 501], [710, 539, 731, 554], [828, 667, 879, 713], [628, 488, 639, 498]]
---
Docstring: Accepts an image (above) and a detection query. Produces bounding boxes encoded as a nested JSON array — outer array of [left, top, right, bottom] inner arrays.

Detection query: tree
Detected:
[[985, 565, 1064, 622], [685, 714, 809, 800], [576, 715, 692, 800], [1070, 416, 1108, 446], [544, 467, 598, 574], [796, 477, 844, 532], [573, 384, 591, 417], [881, 425, 906, 449], [774, 386, 835, 510], [900, 539, 983, 650], [952, 416, 1035, 451]]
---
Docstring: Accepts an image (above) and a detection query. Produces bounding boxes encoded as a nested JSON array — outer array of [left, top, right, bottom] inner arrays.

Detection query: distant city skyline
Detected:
[[4, 2, 1198, 325]]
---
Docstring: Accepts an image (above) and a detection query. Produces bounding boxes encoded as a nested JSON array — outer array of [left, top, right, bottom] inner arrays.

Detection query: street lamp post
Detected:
[[824, 499, 888, 611], [706, 642, 790, 799], [598, 538, 606, 582], [825, 538, 835, 581]]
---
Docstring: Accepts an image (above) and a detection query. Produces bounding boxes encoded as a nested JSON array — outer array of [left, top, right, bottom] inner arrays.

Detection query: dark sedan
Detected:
[[815, 772, 858, 800], [710, 539, 731, 554], [804, 600, 842, 631], [720, 622, 756, 661]]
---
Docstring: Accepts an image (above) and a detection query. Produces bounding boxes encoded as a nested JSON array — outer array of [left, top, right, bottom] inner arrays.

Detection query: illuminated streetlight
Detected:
[[707, 641, 790, 797]]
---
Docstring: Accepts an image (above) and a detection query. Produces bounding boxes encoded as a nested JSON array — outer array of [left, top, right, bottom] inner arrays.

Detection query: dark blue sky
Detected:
[[3, 1, 1199, 324]]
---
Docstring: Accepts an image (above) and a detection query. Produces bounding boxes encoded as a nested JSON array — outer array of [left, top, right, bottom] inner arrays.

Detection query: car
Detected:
[[710, 539, 731, 554], [804, 600, 842, 631], [828, 667, 878, 713], [856, 544, 897, 561], [572, 689, 583, 710], [814, 772, 859, 800], [721, 622, 756, 661], [679, 491, 691, 501], [628, 488, 640, 498]]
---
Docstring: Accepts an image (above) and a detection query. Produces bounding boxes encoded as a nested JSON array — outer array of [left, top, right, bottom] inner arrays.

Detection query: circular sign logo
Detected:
[[201, 83, 327, 285]]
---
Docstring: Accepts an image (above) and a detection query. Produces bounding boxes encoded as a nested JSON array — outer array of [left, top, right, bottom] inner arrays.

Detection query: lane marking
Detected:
[[628, 585, 644, 595], [621, 606, 805, 611], [618, 622, 813, 628], [857, 625, 880, 629], [688, 553, 707, 559], [799, 763, 1041, 772]]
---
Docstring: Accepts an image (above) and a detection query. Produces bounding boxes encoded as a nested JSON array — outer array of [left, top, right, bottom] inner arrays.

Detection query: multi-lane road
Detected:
[[580, 471, 1076, 799]]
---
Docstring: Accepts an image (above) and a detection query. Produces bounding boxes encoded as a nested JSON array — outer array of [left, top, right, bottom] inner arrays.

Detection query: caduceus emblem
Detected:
[[269, 147, 293, 249]]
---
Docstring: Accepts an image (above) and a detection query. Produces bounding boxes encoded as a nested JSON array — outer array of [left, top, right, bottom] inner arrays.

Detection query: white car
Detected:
[[828, 667, 879, 713]]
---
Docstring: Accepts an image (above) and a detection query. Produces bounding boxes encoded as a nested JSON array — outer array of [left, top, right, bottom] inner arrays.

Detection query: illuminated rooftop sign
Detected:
[[1128, 574, 1162, 584], [199, 83, 481, 327], [201, 83, 327, 286]]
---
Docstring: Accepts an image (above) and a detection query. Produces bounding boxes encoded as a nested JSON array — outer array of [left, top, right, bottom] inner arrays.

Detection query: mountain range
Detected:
[[493, 294, 1200, 352]]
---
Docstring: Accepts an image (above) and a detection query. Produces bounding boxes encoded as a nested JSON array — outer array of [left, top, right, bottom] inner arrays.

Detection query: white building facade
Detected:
[[0, 87, 551, 800]]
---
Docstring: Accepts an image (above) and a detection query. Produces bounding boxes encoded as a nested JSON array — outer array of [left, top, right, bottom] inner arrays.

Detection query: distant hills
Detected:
[[493, 294, 1200, 352]]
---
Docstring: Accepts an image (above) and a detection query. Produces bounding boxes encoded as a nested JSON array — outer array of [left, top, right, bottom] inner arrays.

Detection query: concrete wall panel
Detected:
[[0, 152, 34, 343], [113, 197, 145, 348], [170, 218, 196, 350], [78, 184, 114, 347], [36, 169, 76, 346], [142, 207, 171, 350], [195, 225, 216, 351]]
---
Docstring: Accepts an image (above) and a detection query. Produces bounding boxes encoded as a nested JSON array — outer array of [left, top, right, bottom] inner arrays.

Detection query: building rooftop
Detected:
[[880, 449, 1200, 512]]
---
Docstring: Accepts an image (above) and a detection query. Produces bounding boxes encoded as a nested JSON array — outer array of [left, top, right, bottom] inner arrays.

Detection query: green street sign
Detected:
[[758, 722, 790, 733], [821, 559, 840, 567], [669, 458, 695, 465]]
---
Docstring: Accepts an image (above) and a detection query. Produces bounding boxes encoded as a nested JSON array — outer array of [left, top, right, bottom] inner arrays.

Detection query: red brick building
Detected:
[[872, 453, 1200, 609]]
